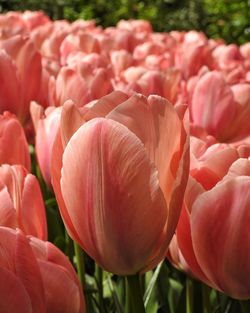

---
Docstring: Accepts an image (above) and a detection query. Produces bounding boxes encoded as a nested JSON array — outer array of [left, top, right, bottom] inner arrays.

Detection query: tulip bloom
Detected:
[[172, 139, 250, 299], [31, 102, 61, 187], [30, 237, 85, 313], [52, 91, 189, 275], [191, 158, 250, 299], [0, 164, 47, 240], [0, 35, 43, 125], [0, 227, 46, 313], [0, 112, 30, 170], [190, 71, 250, 144]]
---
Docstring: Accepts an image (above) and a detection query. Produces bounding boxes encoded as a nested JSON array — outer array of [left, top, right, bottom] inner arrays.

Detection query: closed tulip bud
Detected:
[[0, 112, 30, 170], [30, 102, 61, 187], [29, 237, 85, 313], [174, 140, 250, 299], [0, 164, 47, 240], [0, 227, 46, 313], [191, 158, 250, 299], [0, 35, 42, 125], [51, 91, 189, 275]]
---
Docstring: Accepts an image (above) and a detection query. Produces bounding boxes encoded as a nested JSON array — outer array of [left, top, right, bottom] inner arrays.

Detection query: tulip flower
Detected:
[[190, 71, 250, 144], [30, 237, 85, 313], [191, 158, 250, 299], [49, 61, 113, 107], [0, 227, 46, 313], [0, 164, 47, 240], [171, 139, 250, 299], [51, 91, 189, 275], [0, 112, 30, 170], [30, 102, 61, 187], [0, 35, 43, 125]]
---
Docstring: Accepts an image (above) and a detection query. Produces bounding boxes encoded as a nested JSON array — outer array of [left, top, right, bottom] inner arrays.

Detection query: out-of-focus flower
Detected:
[[30, 237, 85, 313], [169, 139, 250, 299], [0, 164, 47, 240], [190, 71, 250, 144], [0, 226, 46, 313], [0, 35, 43, 125], [0, 112, 30, 170], [31, 102, 61, 187]]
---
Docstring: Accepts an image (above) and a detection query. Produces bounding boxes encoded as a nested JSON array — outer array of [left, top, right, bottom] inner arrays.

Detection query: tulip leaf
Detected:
[[144, 261, 163, 308]]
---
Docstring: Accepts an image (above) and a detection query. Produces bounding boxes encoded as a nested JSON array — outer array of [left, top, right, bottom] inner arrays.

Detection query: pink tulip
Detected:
[[0, 35, 43, 125], [190, 71, 250, 143], [21, 10, 50, 30], [191, 158, 250, 299], [0, 227, 46, 313], [172, 139, 250, 298], [51, 91, 189, 275], [31, 102, 61, 187], [174, 31, 214, 79], [50, 61, 113, 107], [0, 164, 47, 240], [0, 11, 28, 38], [0, 112, 30, 170], [60, 32, 100, 65], [30, 237, 85, 313], [110, 50, 133, 76], [116, 19, 152, 33]]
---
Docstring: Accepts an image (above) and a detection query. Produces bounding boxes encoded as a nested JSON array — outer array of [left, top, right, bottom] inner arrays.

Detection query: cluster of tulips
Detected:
[[0, 9, 250, 313]]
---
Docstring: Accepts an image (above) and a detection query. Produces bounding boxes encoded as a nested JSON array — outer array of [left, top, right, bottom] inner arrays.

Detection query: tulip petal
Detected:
[[37, 260, 83, 313], [60, 100, 85, 148], [21, 174, 48, 240], [51, 131, 84, 245], [83, 90, 129, 120], [191, 71, 236, 140], [61, 118, 168, 275], [191, 177, 250, 299], [107, 94, 183, 204], [0, 50, 20, 116], [0, 181, 16, 227], [0, 227, 46, 312], [0, 267, 32, 313]]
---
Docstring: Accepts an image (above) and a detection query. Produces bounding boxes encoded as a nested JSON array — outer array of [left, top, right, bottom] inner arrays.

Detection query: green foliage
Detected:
[[1, 0, 249, 44]]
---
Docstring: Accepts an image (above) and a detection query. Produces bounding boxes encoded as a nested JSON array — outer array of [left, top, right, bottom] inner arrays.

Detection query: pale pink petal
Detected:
[[191, 177, 250, 299], [0, 50, 20, 116], [51, 131, 83, 245], [191, 71, 236, 140], [82, 90, 128, 121], [0, 181, 16, 228], [61, 118, 168, 275], [60, 100, 85, 148], [21, 174, 48, 240], [0, 268, 32, 313]]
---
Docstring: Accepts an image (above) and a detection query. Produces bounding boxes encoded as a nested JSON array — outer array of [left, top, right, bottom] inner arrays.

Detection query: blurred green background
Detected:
[[0, 0, 249, 44]]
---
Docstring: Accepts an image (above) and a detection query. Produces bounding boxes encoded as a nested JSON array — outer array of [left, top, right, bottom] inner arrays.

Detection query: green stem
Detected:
[[95, 264, 104, 313], [240, 300, 250, 313], [64, 230, 74, 262], [186, 277, 193, 313], [125, 278, 133, 313], [126, 274, 146, 313], [202, 284, 211, 313], [73, 241, 86, 288]]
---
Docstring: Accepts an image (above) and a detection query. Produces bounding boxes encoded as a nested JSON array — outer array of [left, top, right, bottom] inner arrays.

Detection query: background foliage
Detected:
[[0, 0, 249, 44]]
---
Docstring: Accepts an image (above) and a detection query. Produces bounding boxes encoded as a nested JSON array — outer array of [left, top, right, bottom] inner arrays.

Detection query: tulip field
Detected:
[[0, 9, 250, 313]]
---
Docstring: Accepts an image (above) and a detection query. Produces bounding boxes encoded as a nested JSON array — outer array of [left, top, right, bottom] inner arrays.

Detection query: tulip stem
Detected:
[[240, 300, 250, 313], [125, 273, 146, 313], [202, 284, 211, 313], [186, 277, 193, 313], [125, 278, 132, 313], [95, 264, 105, 313], [73, 241, 86, 288]]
